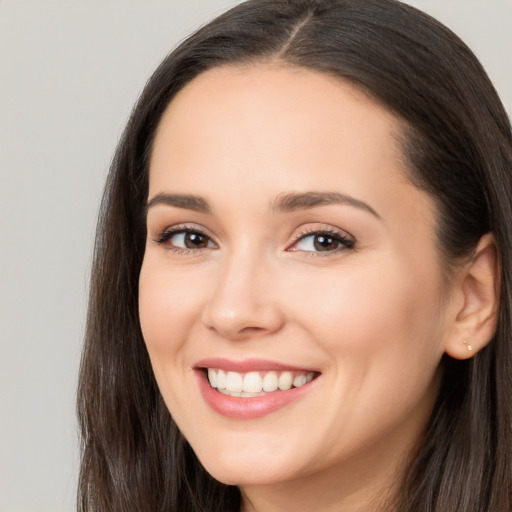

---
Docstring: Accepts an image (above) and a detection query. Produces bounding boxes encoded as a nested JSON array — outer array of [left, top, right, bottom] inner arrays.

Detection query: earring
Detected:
[[463, 340, 473, 351]]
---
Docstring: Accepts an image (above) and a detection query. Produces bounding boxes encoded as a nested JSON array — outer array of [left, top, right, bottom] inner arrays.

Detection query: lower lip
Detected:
[[196, 370, 318, 420]]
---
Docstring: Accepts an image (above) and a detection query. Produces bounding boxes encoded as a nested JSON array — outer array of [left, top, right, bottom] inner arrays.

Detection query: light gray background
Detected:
[[0, 1, 510, 511]]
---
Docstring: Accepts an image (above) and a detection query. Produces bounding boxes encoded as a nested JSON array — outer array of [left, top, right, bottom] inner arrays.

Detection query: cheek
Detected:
[[283, 257, 445, 373], [138, 259, 210, 426], [138, 260, 201, 366], [139, 271, 171, 353], [284, 260, 445, 442]]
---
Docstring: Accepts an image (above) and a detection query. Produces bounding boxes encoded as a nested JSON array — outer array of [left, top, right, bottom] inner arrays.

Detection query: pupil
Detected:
[[314, 235, 338, 251], [185, 232, 206, 248]]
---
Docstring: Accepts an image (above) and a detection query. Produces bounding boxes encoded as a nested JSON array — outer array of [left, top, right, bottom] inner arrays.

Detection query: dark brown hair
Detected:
[[78, 1, 512, 510]]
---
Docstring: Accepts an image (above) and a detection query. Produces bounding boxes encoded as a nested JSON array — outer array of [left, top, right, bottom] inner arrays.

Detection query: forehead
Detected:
[[149, 64, 408, 196]]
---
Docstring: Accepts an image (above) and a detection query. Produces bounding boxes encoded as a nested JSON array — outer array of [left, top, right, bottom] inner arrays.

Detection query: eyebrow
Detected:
[[145, 193, 211, 214], [145, 190, 380, 218], [272, 191, 380, 218]]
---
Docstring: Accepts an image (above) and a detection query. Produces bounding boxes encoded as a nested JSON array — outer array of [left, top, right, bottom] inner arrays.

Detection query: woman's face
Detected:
[[139, 65, 453, 493]]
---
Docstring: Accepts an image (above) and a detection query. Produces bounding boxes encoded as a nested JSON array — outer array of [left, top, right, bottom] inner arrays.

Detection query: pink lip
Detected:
[[194, 357, 317, 373], [194, 361, 320, 420]]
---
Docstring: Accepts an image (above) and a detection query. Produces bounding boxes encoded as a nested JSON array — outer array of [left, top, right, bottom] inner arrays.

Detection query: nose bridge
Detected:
[[202, 241, 283, 339]]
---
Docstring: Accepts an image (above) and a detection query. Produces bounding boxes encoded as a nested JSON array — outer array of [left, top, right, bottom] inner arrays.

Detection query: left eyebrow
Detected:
[[272, 191, 381, 219]]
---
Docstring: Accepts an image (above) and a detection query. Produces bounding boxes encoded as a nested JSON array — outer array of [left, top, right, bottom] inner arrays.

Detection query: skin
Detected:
[[138, 64, 470, 511]]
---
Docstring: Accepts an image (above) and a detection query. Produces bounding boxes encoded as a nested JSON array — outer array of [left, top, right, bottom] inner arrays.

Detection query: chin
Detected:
[[195, 446, 304, 487]]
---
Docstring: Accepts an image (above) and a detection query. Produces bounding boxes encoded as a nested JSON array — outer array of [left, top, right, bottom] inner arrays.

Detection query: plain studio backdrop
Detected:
[[0, 1, 510, 511]]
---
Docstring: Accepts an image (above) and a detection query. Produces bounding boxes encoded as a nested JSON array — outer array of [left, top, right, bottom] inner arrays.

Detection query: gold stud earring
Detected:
[[463, 340, 473, 351]]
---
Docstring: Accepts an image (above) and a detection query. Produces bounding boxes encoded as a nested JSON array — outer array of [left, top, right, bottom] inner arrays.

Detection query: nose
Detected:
[[201, 251, 285, 340]]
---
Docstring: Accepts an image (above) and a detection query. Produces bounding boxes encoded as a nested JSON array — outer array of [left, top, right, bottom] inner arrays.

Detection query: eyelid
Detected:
[[292, 223, 354, 241], [153, 223, 218, 249], [287, 224, 355, 253]]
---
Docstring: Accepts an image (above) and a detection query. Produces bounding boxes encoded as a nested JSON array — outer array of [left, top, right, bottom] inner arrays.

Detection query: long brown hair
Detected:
[[77, 1, 512, 510]]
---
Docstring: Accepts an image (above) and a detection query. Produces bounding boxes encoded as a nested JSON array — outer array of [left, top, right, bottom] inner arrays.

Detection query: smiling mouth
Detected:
[[206, 369, 318, 397]]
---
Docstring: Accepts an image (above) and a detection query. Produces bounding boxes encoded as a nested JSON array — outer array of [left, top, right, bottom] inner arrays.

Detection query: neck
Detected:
[[241, 478, 399, 512]]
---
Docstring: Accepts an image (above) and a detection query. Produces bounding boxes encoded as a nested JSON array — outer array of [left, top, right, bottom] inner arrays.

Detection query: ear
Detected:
[[444, 233, 500, 360]]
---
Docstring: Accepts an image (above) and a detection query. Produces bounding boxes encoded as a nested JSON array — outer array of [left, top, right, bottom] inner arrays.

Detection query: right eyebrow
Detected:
[[145, 193, 211, 214]]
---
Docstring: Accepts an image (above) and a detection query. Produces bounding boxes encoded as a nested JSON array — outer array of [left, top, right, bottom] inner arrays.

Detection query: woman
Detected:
[[77, 0, 512, 510]]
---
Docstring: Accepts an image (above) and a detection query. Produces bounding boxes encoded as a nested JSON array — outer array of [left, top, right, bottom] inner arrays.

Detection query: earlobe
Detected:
[[444, 233, 500, 360]]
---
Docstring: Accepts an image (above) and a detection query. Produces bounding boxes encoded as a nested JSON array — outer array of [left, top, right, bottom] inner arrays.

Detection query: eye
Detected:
[[155, 227, 217, 251], [170, 231, 214, 249], [289, 230, 354, 253]]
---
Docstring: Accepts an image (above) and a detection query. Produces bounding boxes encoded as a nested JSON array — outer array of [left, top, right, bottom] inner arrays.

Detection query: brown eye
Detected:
[[183, 232, 209, 248], [156, 229, 216, 251], [290, 230, 354, 253], [313, 234, 341, 251]]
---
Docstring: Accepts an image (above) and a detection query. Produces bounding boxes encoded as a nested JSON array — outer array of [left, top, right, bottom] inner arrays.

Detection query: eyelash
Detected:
[[154, 224, 216, 255], [289, 227, 355, 255], [153, 224, 355, 256]]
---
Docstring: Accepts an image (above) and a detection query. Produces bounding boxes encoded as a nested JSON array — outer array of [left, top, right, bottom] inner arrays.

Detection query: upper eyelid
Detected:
[[291, 224, 355, 242], [153, 223, 217, 245], [156, 223, 213, 237]]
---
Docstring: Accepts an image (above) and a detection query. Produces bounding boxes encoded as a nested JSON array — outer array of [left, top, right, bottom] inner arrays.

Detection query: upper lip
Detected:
[[194, 357, 319, 373]]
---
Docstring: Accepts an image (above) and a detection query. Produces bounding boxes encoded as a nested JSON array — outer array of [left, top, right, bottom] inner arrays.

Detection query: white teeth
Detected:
[[243, 372, 263, 393], [207, 368, 316, 396], [262, 371, 278, 392], [225, 371, 243, 392], [278, 371, 293, 391], [216, 369, 226, 389], [292, 374, 307, 388], [207, 368, 217, 388], [219, 389, 241, 396]]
